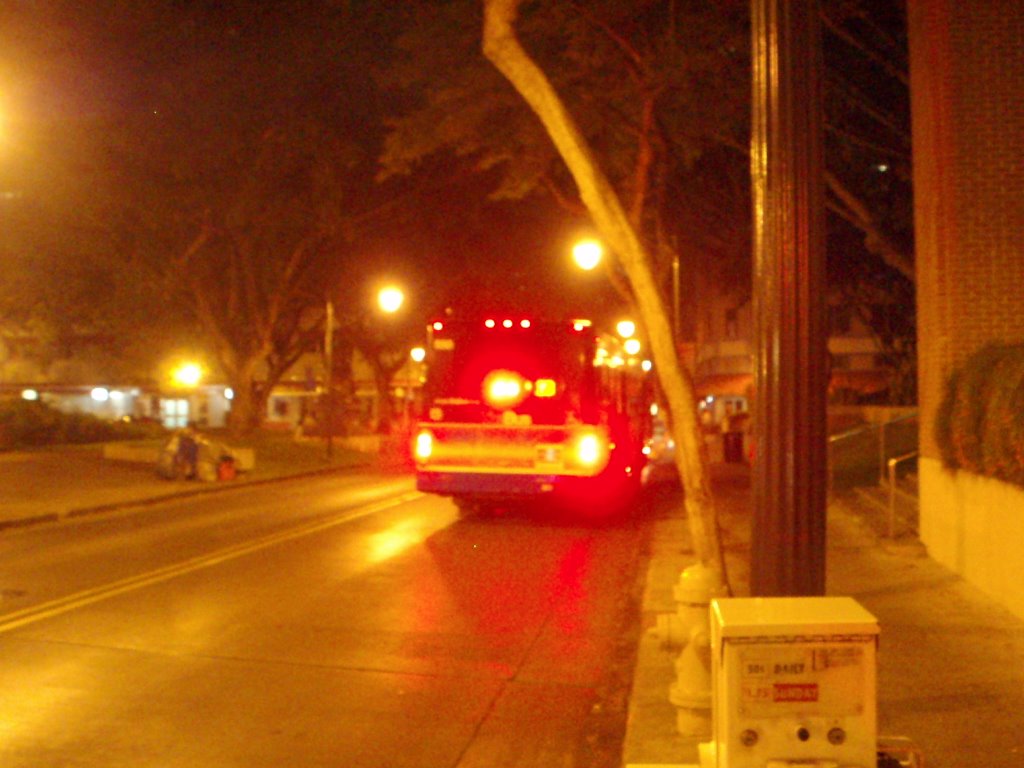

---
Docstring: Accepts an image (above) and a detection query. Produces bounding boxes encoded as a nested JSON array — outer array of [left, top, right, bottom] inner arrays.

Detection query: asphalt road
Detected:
[[0, 473, 648, 768]]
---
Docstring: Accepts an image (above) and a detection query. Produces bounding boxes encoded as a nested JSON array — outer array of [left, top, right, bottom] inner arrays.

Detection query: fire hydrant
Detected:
[[649, 563, 724, 738]]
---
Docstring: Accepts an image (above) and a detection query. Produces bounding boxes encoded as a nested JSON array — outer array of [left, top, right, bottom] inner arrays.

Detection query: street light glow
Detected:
[[377, 285, 405, 314], [616, 320, 636, 339], [172, 362, 203, 388], [572, 238, 603, 271], [410, 346, 426, 363]]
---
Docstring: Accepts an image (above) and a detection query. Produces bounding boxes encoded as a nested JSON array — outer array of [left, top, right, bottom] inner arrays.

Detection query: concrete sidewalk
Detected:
[[2, 449, 1022, 767], [624, 464, 1024, 768]]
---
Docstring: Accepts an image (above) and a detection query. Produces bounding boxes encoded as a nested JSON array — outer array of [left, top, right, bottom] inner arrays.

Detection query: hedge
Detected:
[[935, 343, 1024, 488], [0, 400, 165, 450]]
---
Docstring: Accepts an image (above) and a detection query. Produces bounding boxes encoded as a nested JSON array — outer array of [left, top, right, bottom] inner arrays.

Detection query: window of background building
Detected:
[[161, 398, 189, 429]]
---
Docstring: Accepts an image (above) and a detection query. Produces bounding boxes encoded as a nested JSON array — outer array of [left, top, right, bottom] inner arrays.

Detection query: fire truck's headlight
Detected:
[[576, 433, 602, 466], [414, 430, 434, 461]]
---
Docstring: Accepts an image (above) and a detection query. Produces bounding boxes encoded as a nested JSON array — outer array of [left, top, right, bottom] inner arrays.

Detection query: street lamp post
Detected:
[[324, 300, 335, 459], [672, 253, 680, 339], [373, 283, 406, 433]]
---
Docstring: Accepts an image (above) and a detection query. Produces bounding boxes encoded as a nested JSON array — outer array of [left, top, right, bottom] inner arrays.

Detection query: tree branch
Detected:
[[821, 7, 909, 87], [825, 170, 914, 280]]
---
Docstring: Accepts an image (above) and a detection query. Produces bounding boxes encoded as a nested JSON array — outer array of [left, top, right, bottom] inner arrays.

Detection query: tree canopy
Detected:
[[0, 0, 917, 420], [379, 0, 914, 379], [380, 0, 751, 331]]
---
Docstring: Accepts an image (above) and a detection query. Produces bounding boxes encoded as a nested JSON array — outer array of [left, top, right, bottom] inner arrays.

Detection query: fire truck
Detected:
[[411, 315, 653, 516]]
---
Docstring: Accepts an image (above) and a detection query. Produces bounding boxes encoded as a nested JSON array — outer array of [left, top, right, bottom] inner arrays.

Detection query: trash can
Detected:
[[217, 456, 237, 481]]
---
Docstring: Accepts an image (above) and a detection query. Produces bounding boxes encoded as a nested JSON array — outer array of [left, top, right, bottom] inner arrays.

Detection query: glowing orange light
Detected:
[[572, 239, 603, 271], [172, 362, 203, 388], [483, 370, 527, 409], [534, 378, 557, 398], [616, 320, 636, 338], [377, 285, 405, 313], [432, 321, 444, 331]]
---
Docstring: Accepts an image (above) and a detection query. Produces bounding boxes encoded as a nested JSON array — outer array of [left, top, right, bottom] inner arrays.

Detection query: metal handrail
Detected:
[[825, 411, 919, 496], [887, 450, 919, 538], [876, 411, 919, 485]]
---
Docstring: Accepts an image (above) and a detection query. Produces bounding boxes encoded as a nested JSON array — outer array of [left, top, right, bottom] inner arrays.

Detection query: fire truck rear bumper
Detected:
[[416, 471, 562, 498]]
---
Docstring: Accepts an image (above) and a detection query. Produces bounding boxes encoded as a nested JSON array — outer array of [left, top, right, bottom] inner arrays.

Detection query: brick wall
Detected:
[[909, 0, 1024, 458]]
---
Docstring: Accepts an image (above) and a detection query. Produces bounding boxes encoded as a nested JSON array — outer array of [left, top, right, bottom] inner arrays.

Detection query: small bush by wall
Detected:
[[0, 400, 165, 450], [935, 343, 1024, 488]]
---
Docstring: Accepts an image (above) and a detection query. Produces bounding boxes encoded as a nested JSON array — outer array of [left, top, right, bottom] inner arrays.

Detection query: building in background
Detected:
[[1, 383, 233, 430], [692, 287, 893, 426]]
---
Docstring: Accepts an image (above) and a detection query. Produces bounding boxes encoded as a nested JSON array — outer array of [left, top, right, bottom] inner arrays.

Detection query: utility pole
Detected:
[[749, 0, 828, 595]]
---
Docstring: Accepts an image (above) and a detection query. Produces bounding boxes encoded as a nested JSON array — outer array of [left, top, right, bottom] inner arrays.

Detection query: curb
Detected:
[[0, 464, 381, 532]]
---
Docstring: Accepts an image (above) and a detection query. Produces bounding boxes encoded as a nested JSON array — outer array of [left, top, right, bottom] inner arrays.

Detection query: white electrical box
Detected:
[[707, 597, 879, 768]]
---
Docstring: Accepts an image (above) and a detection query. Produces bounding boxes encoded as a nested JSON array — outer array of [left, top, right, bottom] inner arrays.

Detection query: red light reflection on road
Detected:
[[422, 525, 600, 661], [550, 539, 592, 635]]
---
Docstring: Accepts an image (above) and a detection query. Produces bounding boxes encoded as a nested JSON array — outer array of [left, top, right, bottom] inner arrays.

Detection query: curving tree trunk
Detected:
[[483, 0, 728, 590]]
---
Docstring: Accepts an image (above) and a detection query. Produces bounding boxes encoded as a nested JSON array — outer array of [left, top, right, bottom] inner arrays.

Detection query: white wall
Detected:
[[920, 457, 1024, 622]]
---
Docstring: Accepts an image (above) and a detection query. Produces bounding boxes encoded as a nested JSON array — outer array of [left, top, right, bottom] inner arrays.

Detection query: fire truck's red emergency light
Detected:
[[482, 317, 532, 330], [483, 370, 528, 409]]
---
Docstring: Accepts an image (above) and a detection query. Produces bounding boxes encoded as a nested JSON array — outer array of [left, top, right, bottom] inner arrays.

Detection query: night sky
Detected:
[[0, 2, 625, 329]]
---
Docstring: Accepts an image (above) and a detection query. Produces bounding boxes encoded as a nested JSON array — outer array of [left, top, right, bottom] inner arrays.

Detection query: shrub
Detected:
[[935, 343, 1024, 488], [982, 351, 1024, 487], [0, 400, 166, 450]]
